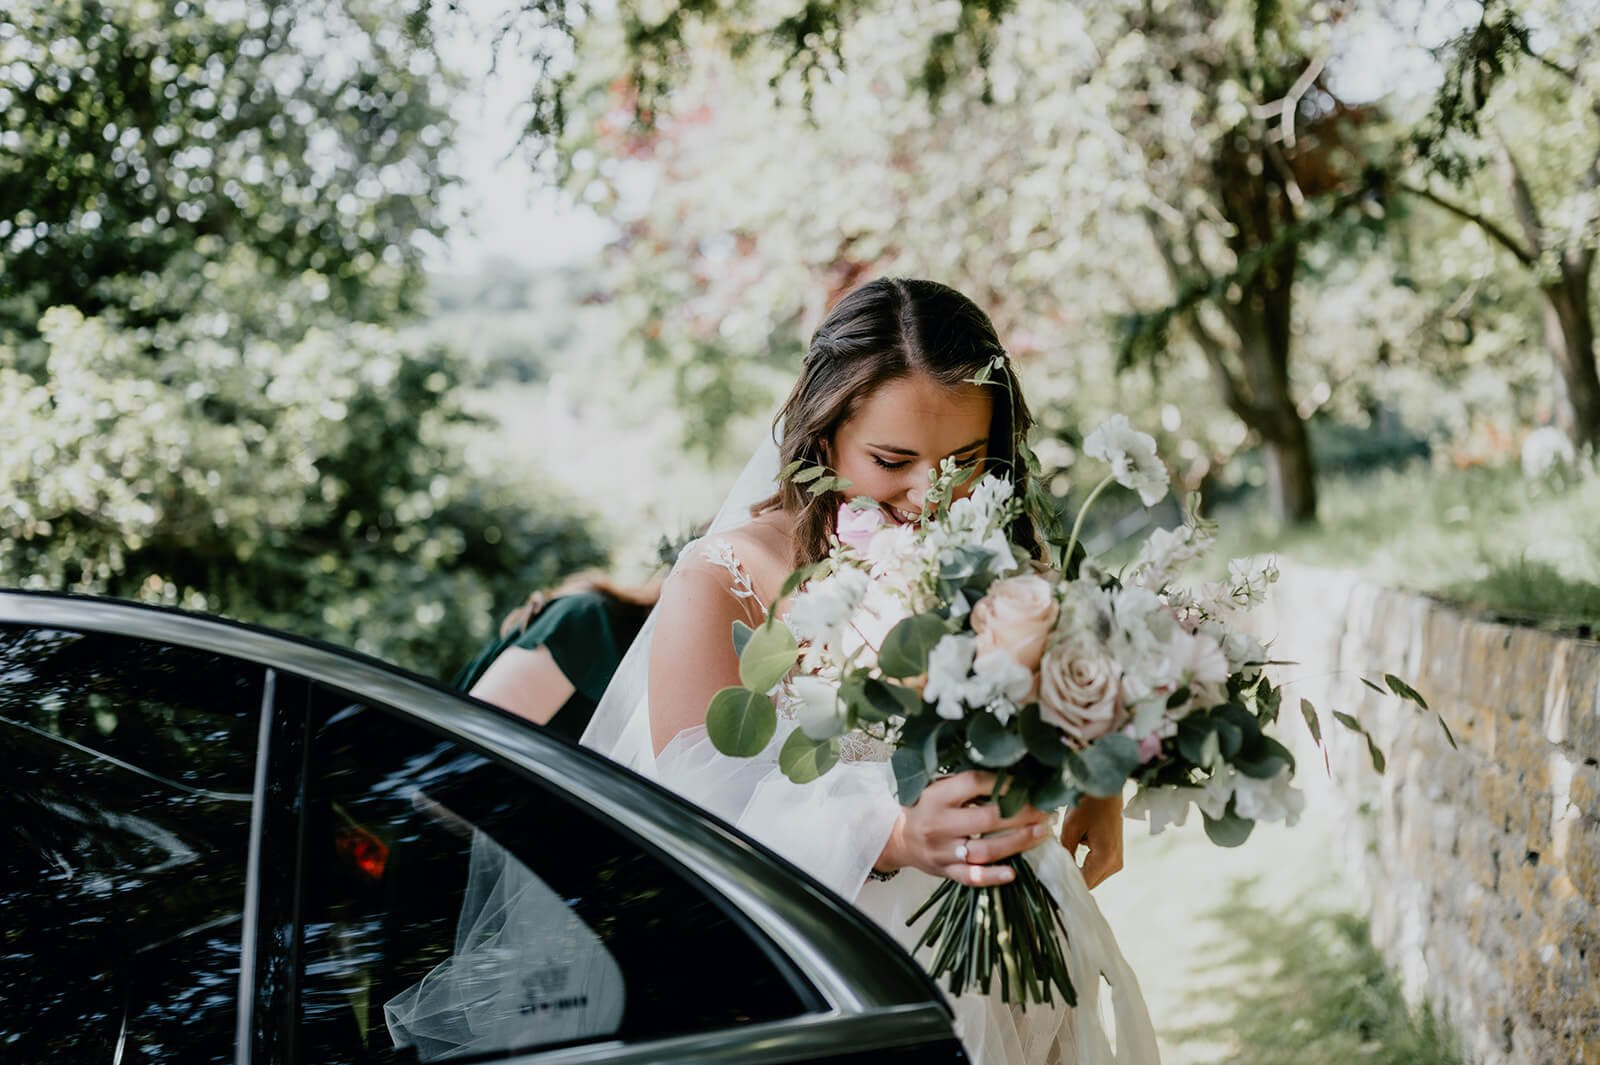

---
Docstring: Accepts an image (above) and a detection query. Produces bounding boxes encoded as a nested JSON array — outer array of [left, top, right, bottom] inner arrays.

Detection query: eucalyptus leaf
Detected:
[[968, 711, 1027, 768], [1330, 710, 1364, 734], [1202, 808, 1255, 847], [731, 619, 755, 658], [1360, 676, 1386, 696], [1437, 714, 1459, 750], [1232, 735, 1295, 779], [1019, 706, 1069, 767], [893, 745, 930, 805], [879, 613, 949, 678], [792, 465, 826, 484], [778, 729, 840, 784], [738, 621, 799, 692], [997, 779, 1030, 817], [1071, 734, 1141, 798], [780, 459, 806, 481], [1364, 733, 1387, 775], [705, 688, 777, 757], [1031, 774, 1075, 811]]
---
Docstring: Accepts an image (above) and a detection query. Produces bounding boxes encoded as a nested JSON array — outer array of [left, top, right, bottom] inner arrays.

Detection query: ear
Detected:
[[818, 437, 834, 466]]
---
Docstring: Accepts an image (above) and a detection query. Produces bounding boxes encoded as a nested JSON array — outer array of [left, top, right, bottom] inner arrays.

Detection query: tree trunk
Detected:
[[1541, 258, 1600, 450], [1259, 410, 1318, 525]]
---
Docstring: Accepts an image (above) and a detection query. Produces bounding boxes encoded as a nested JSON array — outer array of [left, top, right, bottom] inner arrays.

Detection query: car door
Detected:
[[0, 592, 969, 1065], [0, 609, 267, 1064]]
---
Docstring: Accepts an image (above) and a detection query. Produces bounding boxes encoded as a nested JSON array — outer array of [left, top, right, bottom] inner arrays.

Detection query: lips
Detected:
[[887, 504, 920, 525]]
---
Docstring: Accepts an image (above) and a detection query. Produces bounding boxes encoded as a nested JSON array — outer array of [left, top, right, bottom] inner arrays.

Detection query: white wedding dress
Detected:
[[586, 535, 1161, 1065]]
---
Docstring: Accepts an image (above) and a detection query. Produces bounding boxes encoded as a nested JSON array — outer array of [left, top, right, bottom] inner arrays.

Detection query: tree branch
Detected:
[[1494, 135, 1545, 256], [1396, 180, 1537, 266]]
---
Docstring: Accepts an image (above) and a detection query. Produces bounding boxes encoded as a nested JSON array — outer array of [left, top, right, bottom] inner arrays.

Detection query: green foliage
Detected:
[[705, 686, 778, 756], [1174, 882, 1462, 1065], [0, 0, 455, 337], [737, 618, 799, 692], [0, 307, 606, 678]]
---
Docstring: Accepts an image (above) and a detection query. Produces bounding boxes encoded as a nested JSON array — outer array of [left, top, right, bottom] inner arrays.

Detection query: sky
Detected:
[[426, 0, 614, 276]]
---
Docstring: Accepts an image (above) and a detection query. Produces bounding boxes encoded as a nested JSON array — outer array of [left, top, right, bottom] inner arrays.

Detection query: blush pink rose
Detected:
[[971, 574, 1058, 672], [836, 503, 887, 552], [1038, 635, 1125, 747]]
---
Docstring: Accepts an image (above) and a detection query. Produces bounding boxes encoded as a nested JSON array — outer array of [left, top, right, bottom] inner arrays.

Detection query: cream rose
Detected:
[[1038, 635, 1125, 747], [970, 574, 1058, 671]]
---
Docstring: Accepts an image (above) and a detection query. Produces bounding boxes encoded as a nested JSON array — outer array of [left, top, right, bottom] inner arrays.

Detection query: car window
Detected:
[[0, 623, 264, 1064], [295, 687, 812, 1064]]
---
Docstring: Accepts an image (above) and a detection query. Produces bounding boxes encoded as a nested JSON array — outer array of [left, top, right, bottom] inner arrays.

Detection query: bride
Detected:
[[583, 277, 1160, 1065]]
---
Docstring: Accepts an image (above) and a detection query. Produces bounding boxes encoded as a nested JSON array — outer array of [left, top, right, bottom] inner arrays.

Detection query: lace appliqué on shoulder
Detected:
[[700, 540, 765, 620]]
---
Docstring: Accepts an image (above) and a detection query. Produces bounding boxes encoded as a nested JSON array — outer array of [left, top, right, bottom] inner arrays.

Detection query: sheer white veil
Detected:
[[577, 424, 784, 774]]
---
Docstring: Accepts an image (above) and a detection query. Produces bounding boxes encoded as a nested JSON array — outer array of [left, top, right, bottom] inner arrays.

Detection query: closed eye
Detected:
[[871, 455, 908, 470]]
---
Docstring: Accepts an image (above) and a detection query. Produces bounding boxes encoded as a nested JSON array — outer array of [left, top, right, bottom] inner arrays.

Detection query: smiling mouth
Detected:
[[887, 504, 920, 525]]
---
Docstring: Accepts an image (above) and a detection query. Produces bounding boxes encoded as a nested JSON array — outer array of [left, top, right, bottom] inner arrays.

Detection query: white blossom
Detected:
[[1084, 414, 1169, 506], [1128, 523, 1211, 590], [972, 649, 1035, 705], [786, 566, 870, 648], [789, 674, 844, 740], [1226, 556, 1280, 608], [1230, 767, 1305, 826], [924, 633, 979, 720], [1125, 786, 1196, 835]]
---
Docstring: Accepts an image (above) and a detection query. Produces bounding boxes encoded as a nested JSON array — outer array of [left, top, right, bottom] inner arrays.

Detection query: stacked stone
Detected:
[[1263, 566, 1600, 1065]]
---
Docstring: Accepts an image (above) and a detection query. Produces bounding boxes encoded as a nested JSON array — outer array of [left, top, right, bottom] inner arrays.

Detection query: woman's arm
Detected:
[[646, 560, 757, 755], [468, 645, 576, 726]]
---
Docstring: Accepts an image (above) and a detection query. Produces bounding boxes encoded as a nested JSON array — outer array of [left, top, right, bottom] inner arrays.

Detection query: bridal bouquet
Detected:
[[704, 415, 1444, 1008]]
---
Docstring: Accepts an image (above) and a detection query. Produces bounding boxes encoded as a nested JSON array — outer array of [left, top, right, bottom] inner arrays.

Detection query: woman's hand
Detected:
[[1058, 791, 1125, 888], [876, 771, 1053, 887]]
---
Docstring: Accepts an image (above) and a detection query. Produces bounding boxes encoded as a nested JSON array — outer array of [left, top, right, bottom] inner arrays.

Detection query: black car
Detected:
[[0, 591, 968, 1065]]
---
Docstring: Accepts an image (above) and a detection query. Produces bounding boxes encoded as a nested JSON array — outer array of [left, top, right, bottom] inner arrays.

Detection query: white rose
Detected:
[[789, 674, 844, 740], [971, 574, 1059, 671], [1037, 634, 1125, 747], [1084, 414, 1170, 507]]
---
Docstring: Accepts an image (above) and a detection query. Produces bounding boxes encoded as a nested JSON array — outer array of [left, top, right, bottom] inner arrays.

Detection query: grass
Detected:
[[1205, 460, 1600, 635], [1167, 880, 1462, 1065]]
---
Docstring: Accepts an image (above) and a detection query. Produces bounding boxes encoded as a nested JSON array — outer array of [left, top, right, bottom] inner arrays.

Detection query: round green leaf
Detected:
[[967, 711, 1028, 768], [739, 621, 799, 692], [892, 745, 930, 806], [1202, 808, 1255, 848], [1070, 733, 1141, 797], [779, 729, 840, 784], [705, 687, 777, 757], [878, 613, 949, 678]]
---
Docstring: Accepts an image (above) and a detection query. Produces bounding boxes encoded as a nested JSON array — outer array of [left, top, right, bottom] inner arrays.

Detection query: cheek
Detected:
[[835, 455, 899, 499]]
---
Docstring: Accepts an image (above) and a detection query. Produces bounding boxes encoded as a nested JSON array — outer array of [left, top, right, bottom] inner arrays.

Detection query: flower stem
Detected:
[[1062, 473, 1116, 573]]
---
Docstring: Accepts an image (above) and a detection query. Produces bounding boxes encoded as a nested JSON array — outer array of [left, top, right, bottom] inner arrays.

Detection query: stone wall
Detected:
[[1262, 566, 1600, 1065]]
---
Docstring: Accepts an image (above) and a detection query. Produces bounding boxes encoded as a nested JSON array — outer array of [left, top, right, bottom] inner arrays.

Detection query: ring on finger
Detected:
[[954, 842, 971, 863]]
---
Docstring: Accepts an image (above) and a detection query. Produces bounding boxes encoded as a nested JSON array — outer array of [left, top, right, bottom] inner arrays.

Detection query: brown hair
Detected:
[[754, 277, 1040, 565]]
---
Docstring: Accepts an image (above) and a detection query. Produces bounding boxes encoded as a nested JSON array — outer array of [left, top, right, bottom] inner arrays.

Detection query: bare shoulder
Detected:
[[691, 510, 797, 605]]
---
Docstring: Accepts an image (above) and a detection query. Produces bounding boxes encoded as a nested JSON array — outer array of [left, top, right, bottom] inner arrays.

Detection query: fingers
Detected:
[[940, 860, 1016, 887], [1080, 846, 1124, 889], [950, 801, 1049, 839], [957, 822, 1052, 865]]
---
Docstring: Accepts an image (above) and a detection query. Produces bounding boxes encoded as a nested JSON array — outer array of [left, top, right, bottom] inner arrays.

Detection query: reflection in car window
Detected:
[[0, 624, 263, 1064], [296, 689, 810, 1063]]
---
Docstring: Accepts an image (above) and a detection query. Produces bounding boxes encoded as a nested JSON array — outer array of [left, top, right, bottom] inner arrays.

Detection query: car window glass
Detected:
[[0, 623, 263, 1064], [295, 689, 811, 1064]]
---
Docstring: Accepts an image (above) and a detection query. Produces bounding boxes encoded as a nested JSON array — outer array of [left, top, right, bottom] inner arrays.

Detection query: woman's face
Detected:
[[826, 373, 993, 525]]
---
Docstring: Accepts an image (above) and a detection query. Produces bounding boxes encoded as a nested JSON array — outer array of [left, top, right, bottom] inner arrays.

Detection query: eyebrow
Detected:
[[867, 437, 988, 458]]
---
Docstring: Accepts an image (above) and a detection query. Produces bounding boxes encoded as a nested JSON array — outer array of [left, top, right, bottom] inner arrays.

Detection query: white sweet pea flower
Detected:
[[1226, 556, 1280, 608], [972, 649, 1035, 705], [985, 697, 1019, 726], [788, 674, 844, 740], [980, 527, 1020, 576], [1125, 786, 1197, 835], [1055, 579, 1114, 640], [1129, 524, 1211, 590], [924, 633, 978, 720], [1194, 766, 1238, 820], [1199, 621, 1266, 682], [786, 566, 870, 648], [838, 581, 912, 671], [1230, 767, 1305, 826], [1084, 415, 1169, 507]]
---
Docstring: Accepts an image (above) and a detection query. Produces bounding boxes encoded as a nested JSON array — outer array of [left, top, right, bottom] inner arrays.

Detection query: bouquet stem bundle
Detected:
[[907, 849, 1077, 1007]]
